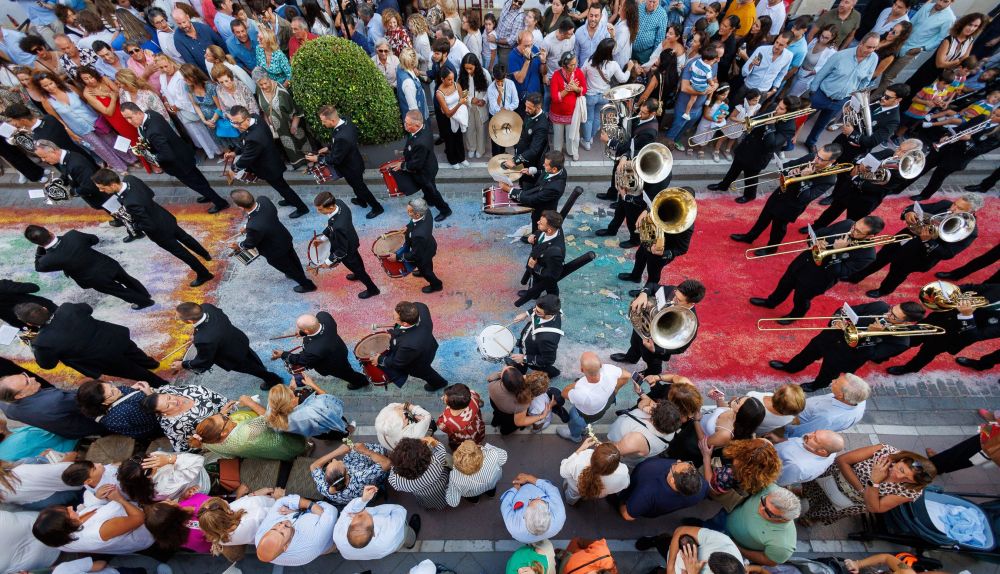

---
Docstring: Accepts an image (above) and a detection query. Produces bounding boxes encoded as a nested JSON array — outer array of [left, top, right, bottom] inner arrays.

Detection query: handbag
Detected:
[[215, 112, 240, 138], [93, 114, 113, 135], [217, 458, 241, 492]]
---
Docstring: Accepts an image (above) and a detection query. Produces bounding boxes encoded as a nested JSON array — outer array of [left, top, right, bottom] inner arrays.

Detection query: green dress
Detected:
[[206, 413, 307, 461], [255, 84, 310, 167], [506, 545, 548, 574]]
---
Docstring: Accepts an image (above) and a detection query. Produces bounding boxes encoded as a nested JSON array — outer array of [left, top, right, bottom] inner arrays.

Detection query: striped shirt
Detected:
[[445, 444, 509, 507], [388, 443, 450, 509]]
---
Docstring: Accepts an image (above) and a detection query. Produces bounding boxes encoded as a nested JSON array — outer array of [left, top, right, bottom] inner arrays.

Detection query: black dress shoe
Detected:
[[595, 228, 615, 236], [108, 218, 123, 227], [754, 247, 777, 257], [516, 290, 528, 298], [729, 233, 752, 243], [956, 356, 989, 371], [628, 289, 641, 297], [866, 289, 883, 298], [277, 199, 291, 206], [734, 195, 753, 204], [190, 274, 214, 287], [964, 184, 986, 192], [817, 196, 834, 206], [909, 193, 932, 201], [609, 201, 620, 208], [407, 514, 422, 543], [748, 297, 775, 308], [435, 137, 445, 145], [366, 207, 384, 219], [769, 360, 790, 371], [350, 198, 367, 207], [886, 366, 914, 375], [358, 289, 379, 299], [346, 273, 359, 281], [123, 233, 145, 243], [422, 284, 443, 293], [196, 196, 211, 203], [423, 382, 447, 392], [635, 535, 658, 551], [707, 183, 723, 191], [610, 353, 638, 364], [619, 239, 639, 249], [595, 192, 615, 200], [347, 380, 370, 390], [618, 272, 640, 282], [289, 208, 309, 219], [131, 301, 155, 310], [294, 283, 318, 293], [935, 271, 959, 279], [207, 203, 229, 214], [411, 270, 423, 277], [797, 225, 809, 234], [434, 210, 452, 222]]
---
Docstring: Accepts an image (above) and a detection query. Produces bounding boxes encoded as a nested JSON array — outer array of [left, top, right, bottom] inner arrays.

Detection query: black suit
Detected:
[[402, 215, 442, 290], [234, 116, 308, 211], [32, 115, 94, 164], [513, 111, 549, 188], [321, 199, 379, 293], [621, 285, 698, 375], [605, 118, 658, 239], [744, 154, 837, 247], [378, 302, 448, 389], [30, 302, 167, 385], [811, 147, 908, 229], [322, 119, 381, 210], [517, 169, 567, 230], [181, 303, 282, 389], [35, 230, 153, 307], [629, 179, 694, 284], [138, 111, 228, 209], [516, 312, 563, 378], [395, 126, 450, 213], [57, 150, 108, 211], [241, 197, 315, 289], [716, 115, 796, 200], [849, 200, 978, 295], [0, 280, 55, 330], [516, 230, 565, 306], [117, 176, 213, 279], [907, 118, 1000, 199], [782, 301, 911, 391], [763, 220, 876, 317], [281, 311, 368, 388]]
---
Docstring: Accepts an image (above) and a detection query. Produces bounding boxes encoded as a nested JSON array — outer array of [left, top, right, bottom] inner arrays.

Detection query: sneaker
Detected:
[[461, 160, 471, 167], [921, 121, 933, 128], [156, 564, 174, 574], [452, 163, 462, 169], [556, 427, 582, 443], [681, 112, 691, 120], [582, 140, 592, 151], [712, 151, 720, 162], [779, 152, 787, 161], [467, 150, 475, 158], [674, 141, 686, 152]]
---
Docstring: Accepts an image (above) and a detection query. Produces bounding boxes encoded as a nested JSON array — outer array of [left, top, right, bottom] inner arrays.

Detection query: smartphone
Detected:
[[631, 371, 645, 394], [293, 373, 304, 385]]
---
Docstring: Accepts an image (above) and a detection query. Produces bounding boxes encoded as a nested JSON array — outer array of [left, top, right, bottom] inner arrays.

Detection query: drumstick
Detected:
[[269, 332, 302, 341], [158, 342, 189, 363]]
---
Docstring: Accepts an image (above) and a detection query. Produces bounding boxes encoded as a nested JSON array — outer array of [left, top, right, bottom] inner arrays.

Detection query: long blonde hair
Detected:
[[206, 45, 237, 67], [115, 68, 154, 92], [197, 497, 247, 555], [265, 385, 296, 431], [407, 13, 430, 36], [258, 28, 280, 53]]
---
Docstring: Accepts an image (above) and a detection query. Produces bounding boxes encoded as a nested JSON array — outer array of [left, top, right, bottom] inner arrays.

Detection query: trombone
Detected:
[[731, 161, 855, 192], [757, 316, 946, 348], [745, 232, 912, 264], [687, 107, 814, 147], [932, 121, 995, 150]]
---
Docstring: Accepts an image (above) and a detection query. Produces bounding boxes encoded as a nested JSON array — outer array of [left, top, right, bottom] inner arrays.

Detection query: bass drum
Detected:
[[354, 332, 392, 387], [371, 230, 414, 278], [380, 160, 404, 197], [482, 186, 532, 215]]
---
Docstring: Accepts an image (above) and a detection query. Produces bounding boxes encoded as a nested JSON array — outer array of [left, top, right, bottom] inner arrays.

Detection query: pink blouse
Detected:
[[179, 492, 212, 553], [127, 51, 163, 94]]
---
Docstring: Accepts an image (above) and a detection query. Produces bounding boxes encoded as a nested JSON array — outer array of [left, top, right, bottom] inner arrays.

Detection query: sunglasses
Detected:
[[760, 498, 780, 519], [377, 49, 389, 53], [127, 49, 141, 54]]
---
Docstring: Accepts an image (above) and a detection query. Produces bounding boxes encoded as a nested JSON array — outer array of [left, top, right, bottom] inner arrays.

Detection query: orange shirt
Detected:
[[725, 0, 758, 37], [561, 539, 617, 574]]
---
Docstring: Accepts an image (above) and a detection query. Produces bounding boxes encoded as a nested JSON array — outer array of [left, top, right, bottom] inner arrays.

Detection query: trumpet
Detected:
[[757, 316, 946, 348], [919, 280, 992, 311], [745, 232, 912, 265], [687, 107, 815, 146], [932, 121, 995, 150], [907, 211, 976, 243], [731, 161, 854, 192]]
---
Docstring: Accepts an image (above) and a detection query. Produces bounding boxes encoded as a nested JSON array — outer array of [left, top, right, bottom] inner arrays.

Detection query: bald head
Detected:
[[815, 430, 845, 456], [296, 314, 320, 334], [580, 352, 602, 379], [255, 523, 291, 563], [347, 512, 374, 548]]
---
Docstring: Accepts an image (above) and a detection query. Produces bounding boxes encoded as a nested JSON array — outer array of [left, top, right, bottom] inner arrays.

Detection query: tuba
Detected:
[[43, 175, 72, 203], [861, 147, 925, 184], [600, 102, 626, 158], [908, 211, 976, 243], [614, 159, 640, 195], [10, 129, 35, 153], [919, 280, 991, 311], [629, 298, 699, 350], [637, 187, 697, 249]]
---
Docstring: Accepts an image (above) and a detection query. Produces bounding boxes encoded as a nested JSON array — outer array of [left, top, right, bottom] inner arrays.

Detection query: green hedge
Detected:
[[291, 36, 403, 145]]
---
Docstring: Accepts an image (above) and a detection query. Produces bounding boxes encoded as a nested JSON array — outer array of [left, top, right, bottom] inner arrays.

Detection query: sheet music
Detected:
[[842, 303, 859, 325], [654, 286, 667, 310], [28, 189, 45, 199], [113, 136, 131, 152], [859, 153, 881, 171], [0, 123, 15, 138], [806, 224, 818, 244], [913, 201, 924, 219], [102, 195, 123, 212], [0, 323, 19, 345]]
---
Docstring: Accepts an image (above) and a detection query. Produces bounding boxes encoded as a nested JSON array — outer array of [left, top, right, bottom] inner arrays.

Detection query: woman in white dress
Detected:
[[559, 438, 630, 505], [31, 486, 153, 554], [155, 53, 222, 159], [459, 53, 490, 158], [198, 488, 283, 558]]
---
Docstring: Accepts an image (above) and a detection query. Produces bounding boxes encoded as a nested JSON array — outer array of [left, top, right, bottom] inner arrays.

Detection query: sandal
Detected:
[[697, 150, 705, 160], [712, 151, 720, 162]]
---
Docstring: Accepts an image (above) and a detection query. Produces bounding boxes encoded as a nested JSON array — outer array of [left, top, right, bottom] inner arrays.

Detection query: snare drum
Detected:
[[482, 186, 533, 216], [232, 246, 259, 265], [371, 230, 414, 278], [379, 160, 404, 197], [354, 332, 392, 386], [305, 232, 336, 269], [476, 324, 516, 362], [281, 345, 307, 375], [307, 163, 340, 184], [224, 156, 259, 184]]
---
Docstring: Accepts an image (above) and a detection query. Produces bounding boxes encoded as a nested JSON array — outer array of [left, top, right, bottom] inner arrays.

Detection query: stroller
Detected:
[[850, 487, 1000, 564]]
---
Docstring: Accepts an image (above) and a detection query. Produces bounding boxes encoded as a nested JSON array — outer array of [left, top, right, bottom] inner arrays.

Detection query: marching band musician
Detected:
[[4, 103, 95, 167], [305, 105, 384, 220], [25, 224, 155, 310], [707, 96, 801, 203], [611, 279, 705, 377], [32, 141, 126, 235], [503, 93, 549, 188], [905, 107, 1000, 201], [272, 313, 371, 390], [806, 138, 924, 231], [769, 300, 926, 392], [400, 198, 444, 294], [225, 105, 311, 219], [390, 111, 453, 222], [92, 169, 216, 288], [13, 301, 169, 387], [886, 283, 1000, 375], [377, 300, 450, 392], [0, 280, 56, 330], [595, 99, 660, 248], [619, 186, 693, 298], [515, 210, 565, 308], [509, 294, 564, 378], [501, 150, 567, 232], [847, 195, 983, 298], [731, 143, 843, 256], [175, 301, 284, 391], [229, 190, 318, 294], [313, 192, 380, 299], [119, 104, 231, 214], [750, 216, 886, 320]]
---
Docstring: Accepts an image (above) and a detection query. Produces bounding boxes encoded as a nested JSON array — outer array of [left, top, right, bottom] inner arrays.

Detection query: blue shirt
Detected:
[[0, 426, 78, 461], [14, 0, 57, 25], [787, 36, 807, 69], [500, 479, 565, 543], [0, 28, 36, 67], [810, 47, 878, 100], [285, 393, 349, 437], [367, 13, 385, 45], [226, 33, 260, 71], [574, 21, 610, 69], [351, 30, 373, 56], [98, 386, 162, 439], [624, 457, 708, 518], [215, 12, 237, 44], [742, 44, 793, 91], [634, 5, 668, 57], [93, 52, 130, 80], [786, 395, 866, 438], [900, 2, 956, 55], [508, 46, 542, 100], [173, 22, 225, 74], [254, 495, 337, 566], [0, 385, 106, 439]]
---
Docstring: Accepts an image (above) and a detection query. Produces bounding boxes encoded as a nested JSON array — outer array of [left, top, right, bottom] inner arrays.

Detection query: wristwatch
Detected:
[[866, 479, 880, 488]]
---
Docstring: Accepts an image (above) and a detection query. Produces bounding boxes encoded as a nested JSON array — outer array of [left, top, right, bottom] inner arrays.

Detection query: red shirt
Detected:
[[289, 33, 319, 59], [436, 390, 486, 450], [549, 67, 587, 124]]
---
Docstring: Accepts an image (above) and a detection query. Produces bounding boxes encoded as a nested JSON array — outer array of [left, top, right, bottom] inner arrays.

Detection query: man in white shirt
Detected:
[[333, 485, 420, 560], [557, 351, 631, 443], [783, 373, 870, 438], [439, 26, 470, 70], [756, 0, 786, 40], [775, 430, 844, 486], [254, 494, 337, 566], [740, 33, 793, 103]]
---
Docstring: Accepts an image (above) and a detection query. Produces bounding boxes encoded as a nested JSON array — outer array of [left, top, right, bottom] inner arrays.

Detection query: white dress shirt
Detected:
[[785, 395, 866, 437], [226, 495, 277, 546], [333, 496, 409, 560], [742, 44, 793, 91], [253, 495, 337, 566], [775, 438, 837, 486]]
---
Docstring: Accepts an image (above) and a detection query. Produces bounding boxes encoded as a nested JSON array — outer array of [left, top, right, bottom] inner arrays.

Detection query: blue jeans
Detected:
[[582, 93, 608, 144], [21, 488, 82, 510], [804, 89, 848, 148], [665, 92, 706, 142], [566, 397, 616, 440]]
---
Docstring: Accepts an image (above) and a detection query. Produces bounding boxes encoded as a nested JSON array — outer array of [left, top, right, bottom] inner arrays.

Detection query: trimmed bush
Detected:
[[291, 36, 403, 145]]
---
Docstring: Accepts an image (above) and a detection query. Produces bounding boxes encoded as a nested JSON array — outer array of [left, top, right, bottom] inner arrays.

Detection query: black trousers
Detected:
[[440, 116, 465, 165], [942, 243, 999, 281], [263, 174, 309, 211], [978, 165, 1000, 190], [148, 227, 212, 278], [0, 139, 43, 180], [812, 189, 883, 230], [395, 171, 451, 213], [766, 260, 828, 318], [972, 348, 1000, 368], [233, 349, 284, 389], [341, 249, 379, 293], [849, 241, 924, 295], [606, 199, 641, 240], [264, 246, 315, 289], [490, 398, 521, 435], [386, 360, 448, 389], [343, 170, 381, 210], [172, 167, 228, 208], [718, 155, 765, 199], [914, 164, 960, 199], [630, 246, 669, 284], [319, 363, 371, 388], [415, 257, 443, 289], [621, 329, 671, 376], [745, 207, 793, 247], [92, 266, 154, 306], [102, 342, 169, 387], [929, 434, 982, 475], [78, 189, 111, 211], [515, 272, 558, 307], [783, 336, 864, 390]]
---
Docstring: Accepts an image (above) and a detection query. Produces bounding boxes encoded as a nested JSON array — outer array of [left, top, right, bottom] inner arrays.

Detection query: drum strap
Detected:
[[531, 327, 564, 336]]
